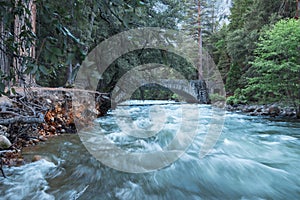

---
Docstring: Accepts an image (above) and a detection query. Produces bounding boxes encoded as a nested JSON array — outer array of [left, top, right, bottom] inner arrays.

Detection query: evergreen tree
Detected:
[[246, 19, 300, 117], [1, 0, 185, 91], [220, 0, 296, 95]]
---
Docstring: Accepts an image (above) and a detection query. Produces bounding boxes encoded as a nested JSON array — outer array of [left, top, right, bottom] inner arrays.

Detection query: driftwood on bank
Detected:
[[0, 90, 60, 168], [0, 113, 44, 125], [0, 86, 112, 169]]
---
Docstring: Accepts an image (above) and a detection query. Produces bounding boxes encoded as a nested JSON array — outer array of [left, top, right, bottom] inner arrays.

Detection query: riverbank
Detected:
[[1, 94, 299, 177], [1, 100, 299, 199], [0, 86, 112, 173], [0, 90, 87, 170], [226, 103, 299, 119]]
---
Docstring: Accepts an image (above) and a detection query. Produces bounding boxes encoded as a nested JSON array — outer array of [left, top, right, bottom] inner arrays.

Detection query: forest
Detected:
[[1, 0, 299, 118]]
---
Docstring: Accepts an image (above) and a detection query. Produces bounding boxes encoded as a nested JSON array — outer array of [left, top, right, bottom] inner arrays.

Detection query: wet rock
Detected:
[[28, 140, 34, 145], [285, 108, 296, 117], [288, 111, 296, 117], [242, 105, 257, 113], [0, 125, 8, 132], [255, 107, 263, 113], [46, 99, 52, 104], [38, 136, 47, 142], [32, 155, 42, 162], [237, 105, 245, 111], [249, 112, 259, 116], [16, 158, 25, 166], [31, 138, 40, 144], [49, 126, 56, 132], [0, 96, 13, 111], [0, 135, 12, 149], [226, 105, 233, 111], [213, 101, 225, 108], [269, 105, 281, 116], [280, 109, 296, 117], [260, 106, 269, 115], [0, 125, 9, 137], [261, 112, 269, 116], [226, 102, 297, 119]]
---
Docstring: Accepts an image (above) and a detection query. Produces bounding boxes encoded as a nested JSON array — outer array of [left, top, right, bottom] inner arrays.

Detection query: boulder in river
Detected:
[[268, 105, 281, 116]]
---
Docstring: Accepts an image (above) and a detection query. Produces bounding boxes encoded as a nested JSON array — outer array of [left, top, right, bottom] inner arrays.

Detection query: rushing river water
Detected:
[[1, 101, 300, 200]]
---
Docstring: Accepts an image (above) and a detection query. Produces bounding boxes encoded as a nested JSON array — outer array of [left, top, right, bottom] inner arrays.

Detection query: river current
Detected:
[[1, 101, 299, 199]]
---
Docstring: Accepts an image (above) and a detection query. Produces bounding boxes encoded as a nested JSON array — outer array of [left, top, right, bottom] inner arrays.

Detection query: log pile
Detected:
[[0, 92, 51, 167], [0, 88, 102, 168]]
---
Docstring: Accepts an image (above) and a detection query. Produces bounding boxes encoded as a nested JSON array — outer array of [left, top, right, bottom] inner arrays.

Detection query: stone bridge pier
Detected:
[[189, 80, 210, 104]]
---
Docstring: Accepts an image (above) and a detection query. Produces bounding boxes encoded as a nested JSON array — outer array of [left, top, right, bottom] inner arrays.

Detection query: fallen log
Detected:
[[26, 87, 109, 96], [0, 113, 44, 125]]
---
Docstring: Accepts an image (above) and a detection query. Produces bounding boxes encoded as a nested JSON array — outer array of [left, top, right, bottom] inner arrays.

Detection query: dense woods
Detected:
[[209, 0, 299, 117], [0, 0, 299, 117]]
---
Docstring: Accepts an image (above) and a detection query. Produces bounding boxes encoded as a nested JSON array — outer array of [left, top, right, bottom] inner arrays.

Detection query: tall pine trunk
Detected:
[[197, 0, 203, 80], [14, 0, 36, 86], [0, 20, 10, 78], [0, 8, 13, 92]]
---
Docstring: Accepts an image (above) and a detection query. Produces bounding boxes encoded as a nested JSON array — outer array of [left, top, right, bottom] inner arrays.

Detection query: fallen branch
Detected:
[[0, 159, 6, 178], [0, 113, 44, 125], [0, 150, 16, 155], [0, 111, 22, 116]]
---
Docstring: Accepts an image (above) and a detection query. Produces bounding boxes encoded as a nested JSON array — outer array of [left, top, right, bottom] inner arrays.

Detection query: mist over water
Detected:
[[1, 101, 299, 199]]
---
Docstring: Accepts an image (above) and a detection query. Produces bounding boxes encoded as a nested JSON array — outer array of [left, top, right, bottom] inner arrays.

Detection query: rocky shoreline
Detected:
[[226, 104, 298, 119]]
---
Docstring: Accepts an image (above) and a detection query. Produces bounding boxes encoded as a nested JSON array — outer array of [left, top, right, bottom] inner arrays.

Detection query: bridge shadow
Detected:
[[136, 83, 200, 103], [97, 79, 211, 111]]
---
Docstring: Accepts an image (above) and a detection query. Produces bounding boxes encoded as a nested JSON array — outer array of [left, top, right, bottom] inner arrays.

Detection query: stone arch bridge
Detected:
[[110, 79, 210, 104]]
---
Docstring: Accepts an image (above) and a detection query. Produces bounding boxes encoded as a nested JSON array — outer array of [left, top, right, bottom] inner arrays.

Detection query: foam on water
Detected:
[[0, 159, 56, 200], [1, 100, 299, 199]]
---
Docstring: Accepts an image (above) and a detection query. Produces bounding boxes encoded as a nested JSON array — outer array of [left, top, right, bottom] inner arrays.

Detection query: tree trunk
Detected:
[[197, 0, 203, 80], [29, 0, 36, 85], [30, 0, 36, 59], [14, 0, 36, 86], [0, 19, 10, 85], [14, 0, 23, 85]]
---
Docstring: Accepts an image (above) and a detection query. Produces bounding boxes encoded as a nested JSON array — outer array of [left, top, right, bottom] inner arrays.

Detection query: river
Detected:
[[1, 101, 300, 199]]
